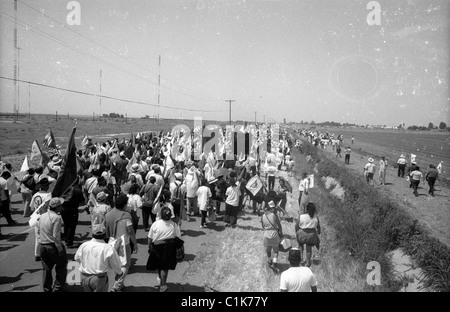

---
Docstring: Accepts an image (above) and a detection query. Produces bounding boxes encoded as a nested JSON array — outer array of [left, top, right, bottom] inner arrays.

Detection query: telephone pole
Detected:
[[254, 111, 257, 124], [225, 100, 235, 126], [99, 69, 102, 119], [157, 55, 161, 123]]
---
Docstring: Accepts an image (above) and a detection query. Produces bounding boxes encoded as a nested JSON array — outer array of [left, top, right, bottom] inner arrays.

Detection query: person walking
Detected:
[[261, 201, 283, 274], [279, 248, 318, 292], [344, 147, 351, 165], [397, 154, 407, 178], [407, 162, 418, 188], [147, 206, 182, 292], [364, 158, 376, 186], [185, 165, 200, 216], [37, 197, 68, 292], [295, 203, 321, 268], [378, 157, 388, 185], [298, 173, 310, 214], [74, 223, 123, 292], [30, 178, 52, 261], [409, 166, 423, 197], [105, 193, 138, 292], [140, 176, 160, 231], [335, 144, 342, 158], [169, 172, 184, 224], [0, 171, 17, 225], [196, 178, 212, 228], [425, 164, 439, 197], [224, 171, 241, 228], [60, 177, 85, 248]]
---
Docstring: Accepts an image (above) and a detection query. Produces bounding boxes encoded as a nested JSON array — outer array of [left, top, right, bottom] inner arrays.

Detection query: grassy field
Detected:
[[316, 127, 450, 182]]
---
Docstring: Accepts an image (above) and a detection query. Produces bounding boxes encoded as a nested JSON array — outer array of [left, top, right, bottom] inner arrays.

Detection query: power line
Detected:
[[0, 76, 227, 113], [0, 10, 219, 104], [16, 0, 220, 102]]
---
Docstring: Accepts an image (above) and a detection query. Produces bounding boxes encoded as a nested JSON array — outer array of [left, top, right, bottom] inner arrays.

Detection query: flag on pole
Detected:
[[30, 140, 41, 160], [126, 153, 137, 172], [81, 134, 89, 147], [52, 127, 78, 200], [20, 156, 29, 172], [411, 153, 417, 164], [437, 161, 443, 174], [246, 175, 263, 196], [43, 129, 57, 149]]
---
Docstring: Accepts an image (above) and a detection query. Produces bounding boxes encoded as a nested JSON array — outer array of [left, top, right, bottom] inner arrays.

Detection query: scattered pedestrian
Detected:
[[196, 178, 212, 228], [409, 166, 423, 197], [344, 147, 351, 165], [425, 164, 439, 197], [364, 158, 376, 186], [224, 171, 241, 228], [295, 203, 321, 268], [378, 156, 388, 185], [397, 154, 407, 178], [298, 173, 310, 214], [261, 201, 283, 274]]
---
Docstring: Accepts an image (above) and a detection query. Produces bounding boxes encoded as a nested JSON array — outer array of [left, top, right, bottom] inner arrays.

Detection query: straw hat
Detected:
[[368, 157, 374, 163]]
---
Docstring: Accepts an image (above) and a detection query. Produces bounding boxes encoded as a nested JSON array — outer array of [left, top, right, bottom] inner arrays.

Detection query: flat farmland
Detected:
[[319, 127, 450, 182], [0, 113, 223, 170]]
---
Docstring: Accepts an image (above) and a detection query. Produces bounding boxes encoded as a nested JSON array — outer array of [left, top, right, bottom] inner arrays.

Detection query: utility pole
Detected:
[[99, 69, 102, 120], [263, 115, 265, 124], [28, 83, 30, 118], [225, 100, 235, 126], [254, 111, 257, 124], [157, 55, 161, 123]]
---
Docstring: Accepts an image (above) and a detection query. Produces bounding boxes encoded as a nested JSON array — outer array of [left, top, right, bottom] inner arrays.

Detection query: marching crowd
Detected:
[[0, 128, 321, 292], [298, 129, 442, 197]]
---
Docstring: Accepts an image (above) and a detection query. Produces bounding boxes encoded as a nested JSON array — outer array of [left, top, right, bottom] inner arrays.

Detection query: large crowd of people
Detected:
[[1, 127, 324, 292]]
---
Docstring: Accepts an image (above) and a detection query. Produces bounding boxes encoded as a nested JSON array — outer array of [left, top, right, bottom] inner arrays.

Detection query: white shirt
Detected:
[[196, 186, 212, 211], [299, 213, 319, 229], [225, 182, 241, 206], [298, 178, 309, 192], [148, 219, 181, 243], [75, 238, 123, 275], [280, 267, 317, 292]]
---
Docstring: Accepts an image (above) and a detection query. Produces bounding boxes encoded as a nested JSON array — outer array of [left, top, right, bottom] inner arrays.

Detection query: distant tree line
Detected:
[[102, 113, 124, 118], [406, 121, 448, 131]]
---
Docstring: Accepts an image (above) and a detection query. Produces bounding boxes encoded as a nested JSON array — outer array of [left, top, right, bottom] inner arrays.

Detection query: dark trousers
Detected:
[[40, 243, 67, 292], [411, 180, 420, 196], [278, 192, 287, 209], [201, 210, 208, 226], [142, 206, 155, 229], [398, 164, 406, 177], [268, 176, 275, 191], [345, 154, 350, 164], [0, 199, 14, 223], [61, 209, 79, 244], [427, 178, 436, 196], [224, 203, 239, 226], [81, 273, 109, 292]]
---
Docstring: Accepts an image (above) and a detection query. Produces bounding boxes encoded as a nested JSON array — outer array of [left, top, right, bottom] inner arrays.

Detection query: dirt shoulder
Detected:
[[313, 141, 450, 248]]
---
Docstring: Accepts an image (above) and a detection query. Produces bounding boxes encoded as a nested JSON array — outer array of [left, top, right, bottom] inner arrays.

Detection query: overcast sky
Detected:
[[0, 0, 449, 126]]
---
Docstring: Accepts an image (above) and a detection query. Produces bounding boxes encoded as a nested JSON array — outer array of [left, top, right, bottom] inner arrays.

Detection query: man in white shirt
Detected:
[[75, 223, 123, 292], [298, 173, 310, 213], [224, 171, 241, 228], [280, 248, 317, 292]]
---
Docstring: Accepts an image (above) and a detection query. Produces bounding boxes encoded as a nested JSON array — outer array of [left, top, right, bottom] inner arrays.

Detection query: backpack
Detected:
[[23, 175, 36, 191], [171, 183, 182, 206]]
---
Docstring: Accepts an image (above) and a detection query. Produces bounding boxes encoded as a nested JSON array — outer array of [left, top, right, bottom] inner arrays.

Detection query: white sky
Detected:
[[0, 0, 449, 127]]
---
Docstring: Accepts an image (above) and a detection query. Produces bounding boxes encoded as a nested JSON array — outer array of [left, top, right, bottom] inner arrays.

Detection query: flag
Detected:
[[411, 153, 417, 164], [20, 156, 29, 172], [124, 145, 134, 159], [152, 185, 164, 214], [246, 175, 263, 196], [52, 127, 78, 199], [30, 140, 41, 160], [43, 129, 57, 149], [126, 153, 137, 172], [108, 140, 119, 154], [437, 161, 443, 174], [81, 134, 89, 147]]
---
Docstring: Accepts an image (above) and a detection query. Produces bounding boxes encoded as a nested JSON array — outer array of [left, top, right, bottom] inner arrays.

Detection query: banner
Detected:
[[30, 140, 41, 160], [20, 156, 29, 172], [437, 161, 443, 174], [411, 153, 417, 164], [81, 134, 89, 147], [246, 175, 263, 196], [308, 174, 315, 188]]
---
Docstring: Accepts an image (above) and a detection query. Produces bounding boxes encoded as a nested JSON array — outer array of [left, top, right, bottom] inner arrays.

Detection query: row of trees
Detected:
[[405, 121, 447, 131], [102, 113, 125, 118]]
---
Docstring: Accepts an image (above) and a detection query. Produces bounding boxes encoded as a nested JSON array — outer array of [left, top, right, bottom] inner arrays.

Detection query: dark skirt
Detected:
[[296, 228, 320, 250], [146, 240, 177, 271]]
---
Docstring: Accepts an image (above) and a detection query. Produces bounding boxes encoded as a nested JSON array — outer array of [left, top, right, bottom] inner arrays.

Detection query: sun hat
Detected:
[[96, 191, 108, 202], [92, 223, 106, 235], [368, 157, 374, 163], [48, 197, 65, 209]]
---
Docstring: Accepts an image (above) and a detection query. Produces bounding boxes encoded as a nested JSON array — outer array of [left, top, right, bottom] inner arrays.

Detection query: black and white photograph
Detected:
[[0, 0, 449, 296]]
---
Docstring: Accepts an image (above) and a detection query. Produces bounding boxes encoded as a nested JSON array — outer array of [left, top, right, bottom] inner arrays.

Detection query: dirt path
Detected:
[[312, 140, 450, 248]]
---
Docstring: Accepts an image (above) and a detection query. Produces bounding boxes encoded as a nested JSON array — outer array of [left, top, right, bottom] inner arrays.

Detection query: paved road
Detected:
[[0, 193, 225, 292]]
